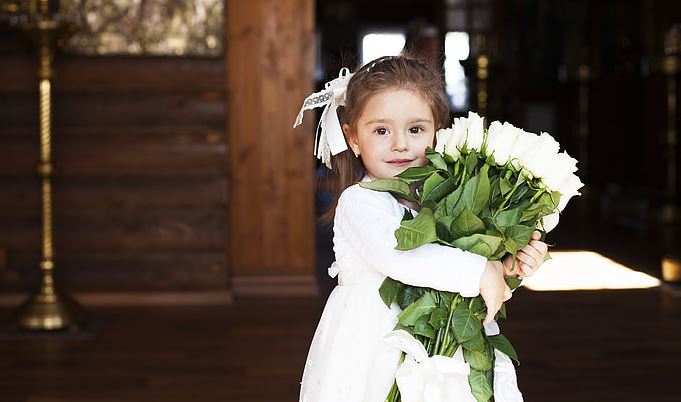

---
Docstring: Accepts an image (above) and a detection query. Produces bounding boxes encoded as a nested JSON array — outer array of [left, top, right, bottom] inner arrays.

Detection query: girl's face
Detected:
[[344, 88, 436, 180]]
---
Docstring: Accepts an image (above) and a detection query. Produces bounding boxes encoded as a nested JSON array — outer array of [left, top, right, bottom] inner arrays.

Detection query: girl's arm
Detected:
[[335, 185, 487, 297]]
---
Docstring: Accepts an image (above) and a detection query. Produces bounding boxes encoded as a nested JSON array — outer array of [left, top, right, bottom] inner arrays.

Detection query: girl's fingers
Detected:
[[516, 250, 538, 268], [528, 239, 548, 254], [518, 262, 535, 277], [532, 230, 541, 240], [519, 247, 542, 266], [504, 259, 518, 276]]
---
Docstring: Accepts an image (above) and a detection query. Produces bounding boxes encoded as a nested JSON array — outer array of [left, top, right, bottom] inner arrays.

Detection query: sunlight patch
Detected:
[[521, 251, 661, 291]]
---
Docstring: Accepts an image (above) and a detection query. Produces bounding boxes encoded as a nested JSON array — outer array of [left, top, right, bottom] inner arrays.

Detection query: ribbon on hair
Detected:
[[293, 68, 353, 168], [384, 330, 477, 402]]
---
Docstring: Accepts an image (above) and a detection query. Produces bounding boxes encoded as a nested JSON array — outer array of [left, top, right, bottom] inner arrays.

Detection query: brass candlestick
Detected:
[[7, 0, 87, 331]]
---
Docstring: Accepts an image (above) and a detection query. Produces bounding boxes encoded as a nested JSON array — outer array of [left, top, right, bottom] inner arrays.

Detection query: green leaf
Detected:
[[462, 331, 486, 352], [429, 307, 448, 330], [397, 286, 425, 310], [495, 207, 521, 228], [422, 176, 456, 205], [503, 225, 534, 254], [500, 177, 513, 196], [488, 334, 520, 366], [378, 277, 404, 308], [360, 179, 417, 202], [413, 315, 436, 339], [469, 296, 486, 315], [452, 234, 503, 259], [463, 164, 491, 215], [436, 219, 454, 242], [489, 177, 501, 204], [464, 344, 493, 371], [465, 150, 479, 175], [443, 152, 458, 164], [426, 148, 449, 171], [509, 184, 530, 205], [439, 291, 454, 309], [402, 208, 414, 221], [395, 208, 438, 250], [445, 186, 465, 217], [396, 165, 437, 183], [468, 369, 494, 402], [451, 304, 482, 342], [450, 207, 486, 238], [398, 291, 437, 326], [505, 276, 523, 290]]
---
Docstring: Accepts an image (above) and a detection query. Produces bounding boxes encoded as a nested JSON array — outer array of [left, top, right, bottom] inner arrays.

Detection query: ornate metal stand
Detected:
[[7, 0, 87, 331]]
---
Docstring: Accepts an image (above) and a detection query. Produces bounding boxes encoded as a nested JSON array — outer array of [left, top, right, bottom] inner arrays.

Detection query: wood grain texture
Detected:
[[226, 0, 315, 276], [0, 36, 228, 292]]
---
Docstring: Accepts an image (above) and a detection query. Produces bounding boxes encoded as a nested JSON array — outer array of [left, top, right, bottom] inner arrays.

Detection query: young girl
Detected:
[[294, 55, 548, 402]]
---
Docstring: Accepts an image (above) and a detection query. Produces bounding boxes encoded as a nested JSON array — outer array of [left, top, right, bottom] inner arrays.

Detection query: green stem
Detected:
[[385, 380, 400, 402], [494, 184, 519, 217], [530, 187, 546, 203], [442, 294, 459, 355]]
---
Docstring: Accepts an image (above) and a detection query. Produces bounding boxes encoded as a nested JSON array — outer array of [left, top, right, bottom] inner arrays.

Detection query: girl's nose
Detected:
[[392, 131, 408, 151]]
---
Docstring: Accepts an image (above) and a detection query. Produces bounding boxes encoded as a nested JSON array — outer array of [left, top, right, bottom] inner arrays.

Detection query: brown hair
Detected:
[[319, 53, 451, 224]]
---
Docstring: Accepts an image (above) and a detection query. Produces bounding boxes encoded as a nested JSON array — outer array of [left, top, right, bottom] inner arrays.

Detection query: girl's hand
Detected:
[[479, 260, 512, 325], [503, 230, 548, 278]]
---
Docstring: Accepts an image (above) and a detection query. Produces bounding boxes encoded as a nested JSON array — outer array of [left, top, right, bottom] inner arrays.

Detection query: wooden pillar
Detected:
[[226, 0, 316, 295]]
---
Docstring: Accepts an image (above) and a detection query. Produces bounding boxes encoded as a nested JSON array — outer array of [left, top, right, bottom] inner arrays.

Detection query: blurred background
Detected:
[[0, 0, 679, 401]]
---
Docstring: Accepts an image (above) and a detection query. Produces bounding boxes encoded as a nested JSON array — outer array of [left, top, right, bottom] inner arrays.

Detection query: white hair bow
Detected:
[[293, 68, 353, 168], [384, 330, 477, 402]]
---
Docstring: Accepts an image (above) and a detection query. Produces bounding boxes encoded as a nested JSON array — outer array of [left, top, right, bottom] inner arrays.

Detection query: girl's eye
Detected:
[[375, 127, 389, 135], [409, 126, 424, 134]]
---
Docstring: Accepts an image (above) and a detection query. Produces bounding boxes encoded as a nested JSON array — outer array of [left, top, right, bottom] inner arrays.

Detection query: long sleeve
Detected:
[[334, 185, 487, 297]]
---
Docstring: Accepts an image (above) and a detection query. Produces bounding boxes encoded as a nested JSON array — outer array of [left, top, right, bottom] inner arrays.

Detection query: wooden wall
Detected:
[[226, 0, 316, 293], [0, 42, 229, 294], [0, 0, 317, 298]]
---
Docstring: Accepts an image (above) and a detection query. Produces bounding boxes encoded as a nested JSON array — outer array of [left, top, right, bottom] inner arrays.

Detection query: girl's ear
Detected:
[[343, 123, 360, 156]]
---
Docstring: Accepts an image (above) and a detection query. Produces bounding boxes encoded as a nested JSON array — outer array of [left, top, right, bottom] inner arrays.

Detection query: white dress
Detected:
[[299, 179, 524, 402]]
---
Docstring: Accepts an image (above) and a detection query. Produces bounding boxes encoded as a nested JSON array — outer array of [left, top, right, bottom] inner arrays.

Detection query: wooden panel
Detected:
[[1, 92, 224, 128], [226, 0, 315, 276], [0, 127, 226, 177], [0, 207, 226, 251], [0, 176, 227, 210], [1, 251, 227, 292], [0, 37, 228, 292], [0, 55, 225, 93]]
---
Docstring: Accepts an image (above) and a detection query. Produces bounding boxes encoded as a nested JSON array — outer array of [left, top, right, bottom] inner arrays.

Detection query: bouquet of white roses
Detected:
[[360, 112, 583, 402]]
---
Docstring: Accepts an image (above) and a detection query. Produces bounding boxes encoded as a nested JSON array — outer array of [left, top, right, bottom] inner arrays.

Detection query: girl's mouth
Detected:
[[387, 159, 414, 167]]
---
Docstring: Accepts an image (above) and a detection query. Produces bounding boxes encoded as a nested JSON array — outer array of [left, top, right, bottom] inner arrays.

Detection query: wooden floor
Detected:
[[0, 286, 680, 402]]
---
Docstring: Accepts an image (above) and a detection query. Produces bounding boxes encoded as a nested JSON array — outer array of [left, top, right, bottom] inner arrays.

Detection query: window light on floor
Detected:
[[521, 251, 661, 291]]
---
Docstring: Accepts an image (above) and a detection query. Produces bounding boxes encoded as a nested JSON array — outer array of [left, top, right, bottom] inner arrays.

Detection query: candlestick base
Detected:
[[10, 291, 87, 331]]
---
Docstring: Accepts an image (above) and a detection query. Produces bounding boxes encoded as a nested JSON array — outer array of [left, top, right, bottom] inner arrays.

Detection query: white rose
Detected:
[[538, 212, 560, 233], [464, 111, 485, 151], [508, 129, 538, 171], [443, 119, 467, 158], [542, 152, 578, 192], [435, 127, 452, 154], [556, 174, 584, 211], [521, 132, 560, 179], [486, 121, 520, 165]]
